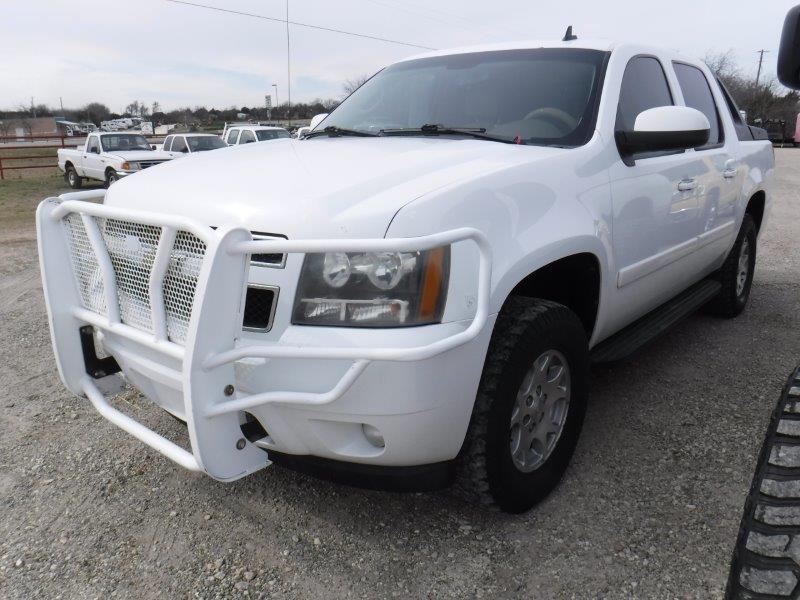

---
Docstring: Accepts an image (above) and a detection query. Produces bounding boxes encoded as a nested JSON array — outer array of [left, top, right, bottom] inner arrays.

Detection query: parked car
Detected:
[[38, 38, 774, 513], [57, 132, 174, 188], [222, 124, 291, 146], [162, 133, 227, 157]]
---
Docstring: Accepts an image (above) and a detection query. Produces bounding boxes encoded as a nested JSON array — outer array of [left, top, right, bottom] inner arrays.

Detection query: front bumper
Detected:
[[37, 190, 492, 482]]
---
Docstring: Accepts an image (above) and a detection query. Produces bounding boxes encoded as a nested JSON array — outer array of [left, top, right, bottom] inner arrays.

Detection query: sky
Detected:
[[1, 0, 797, 113]]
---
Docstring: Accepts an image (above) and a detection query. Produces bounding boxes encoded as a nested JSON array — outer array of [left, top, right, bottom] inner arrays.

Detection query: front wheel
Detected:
[[457, 298, 589, 513], [705, 214, 757, 318], [105, 170, 119, 188]]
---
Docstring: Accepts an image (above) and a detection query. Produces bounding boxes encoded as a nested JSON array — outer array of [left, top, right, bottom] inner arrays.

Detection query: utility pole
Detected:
[[31, 97, 36, 118], [59, 97, 64, 112], [756, 49, 770, 86], [285, 0, 291, 111]]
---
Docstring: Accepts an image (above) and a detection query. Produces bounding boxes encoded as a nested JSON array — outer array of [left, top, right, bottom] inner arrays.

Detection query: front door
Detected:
[[608, 55, 710, 322]]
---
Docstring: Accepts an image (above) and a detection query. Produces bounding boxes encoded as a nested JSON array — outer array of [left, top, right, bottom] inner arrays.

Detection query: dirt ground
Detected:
[[0, 152, 799, 599]]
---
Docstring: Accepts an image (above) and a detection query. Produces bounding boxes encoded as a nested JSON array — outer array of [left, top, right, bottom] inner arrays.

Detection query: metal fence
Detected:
[[0, 134, 166, 180]]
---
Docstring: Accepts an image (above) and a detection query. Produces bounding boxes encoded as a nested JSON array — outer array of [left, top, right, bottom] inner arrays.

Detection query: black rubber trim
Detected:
[[265, 450, 456, 493], [79, 325, 121, 379]]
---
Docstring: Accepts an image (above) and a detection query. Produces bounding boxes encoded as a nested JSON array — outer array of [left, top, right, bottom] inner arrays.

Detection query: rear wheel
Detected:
[[705, 214, 757, 318], [457, 297, 589, 513], [65, 165, 82, 189]]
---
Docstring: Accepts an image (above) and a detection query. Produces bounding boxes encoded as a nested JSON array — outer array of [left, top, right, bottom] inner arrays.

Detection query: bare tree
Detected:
[[342, 74, 372, 97]]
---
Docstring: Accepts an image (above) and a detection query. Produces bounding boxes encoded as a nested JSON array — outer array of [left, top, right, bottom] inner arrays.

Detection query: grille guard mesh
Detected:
[[62, 214, 206, 345]]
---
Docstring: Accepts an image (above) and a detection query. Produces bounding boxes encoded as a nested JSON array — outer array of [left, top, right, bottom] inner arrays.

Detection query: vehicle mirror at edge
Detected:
[[778, 5, 800, 89]]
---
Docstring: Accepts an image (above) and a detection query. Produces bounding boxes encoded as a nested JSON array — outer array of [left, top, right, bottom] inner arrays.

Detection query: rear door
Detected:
[[671, 61, 739, 268]]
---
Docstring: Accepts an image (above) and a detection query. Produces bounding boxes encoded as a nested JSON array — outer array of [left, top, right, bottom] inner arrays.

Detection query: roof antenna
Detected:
[[563, 25, 578, 42]]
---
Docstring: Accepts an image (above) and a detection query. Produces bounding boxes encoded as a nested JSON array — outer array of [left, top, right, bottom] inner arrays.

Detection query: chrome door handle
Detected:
[[677, 178, 697, 191], [723, 168, 738, 179]]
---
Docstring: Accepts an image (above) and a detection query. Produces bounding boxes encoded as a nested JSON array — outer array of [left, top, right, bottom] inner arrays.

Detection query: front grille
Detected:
[[62, 215, 206, 345], [138, 160, 168, 169], [242, 286, 278, 331]]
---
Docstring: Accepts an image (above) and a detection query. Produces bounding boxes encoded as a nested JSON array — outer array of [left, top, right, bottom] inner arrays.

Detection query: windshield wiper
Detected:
[[380, 123, 520, 144], [305, 126, 378, 139]]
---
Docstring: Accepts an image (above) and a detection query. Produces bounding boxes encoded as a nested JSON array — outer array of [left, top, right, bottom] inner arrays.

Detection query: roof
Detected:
[[399, 39, 616, 63], [168, 132, 218, 137], [227, 125, 287, 131]]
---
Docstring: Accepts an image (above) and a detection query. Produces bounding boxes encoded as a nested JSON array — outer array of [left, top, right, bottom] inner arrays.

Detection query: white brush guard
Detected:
[[37, 191, 491, 481]]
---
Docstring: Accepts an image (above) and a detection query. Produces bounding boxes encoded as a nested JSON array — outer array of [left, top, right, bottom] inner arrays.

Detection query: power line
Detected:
[[165, 0, 436, 50]]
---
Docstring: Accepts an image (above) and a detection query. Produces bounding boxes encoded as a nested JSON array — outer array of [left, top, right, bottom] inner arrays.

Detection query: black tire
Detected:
[[457, 297, 589, 513], [725, 366, 800, 599], [705, 214, 757, 318], [65, 165, 82, 189], [105, 169, 119, 188]]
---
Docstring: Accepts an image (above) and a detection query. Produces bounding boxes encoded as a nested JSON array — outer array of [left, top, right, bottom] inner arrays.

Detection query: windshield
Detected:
[[187, 136, 226, 151], [256, 129, 291, 141], [321, 48, 607, 146], [101, 134, 151, 152]]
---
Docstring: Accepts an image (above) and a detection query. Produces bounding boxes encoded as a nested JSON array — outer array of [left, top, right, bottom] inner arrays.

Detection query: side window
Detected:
[[87, 136, 100, 153], [717, 78, 754, 142], [239, 130, 256, 144], [616, 56, 673, 133], [226, 129, 240, 144], [171, 136, 188, 153], [673, 62, 723, 147], [163, 136, 173, 151]]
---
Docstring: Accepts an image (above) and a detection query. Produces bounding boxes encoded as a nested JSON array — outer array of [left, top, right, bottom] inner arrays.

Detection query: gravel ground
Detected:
[[1, 152, 799, 599]]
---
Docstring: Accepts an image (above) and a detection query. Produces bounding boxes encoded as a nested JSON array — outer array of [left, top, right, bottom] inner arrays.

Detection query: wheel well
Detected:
[[507, 253, 600, 337], [64, 161, 74, 170], [746, 191, 765, 232]]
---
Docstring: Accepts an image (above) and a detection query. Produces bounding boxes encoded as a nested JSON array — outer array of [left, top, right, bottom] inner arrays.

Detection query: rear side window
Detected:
[[171, 136, 188, 153], [616, 56, 673, 132], [717, 78, 754, 141], [239, 130, 256, 144], [673, 62, 722, 147], [87, 136, 100, 153], [226, 129, 240, 144], [163, 136, 173, 151]]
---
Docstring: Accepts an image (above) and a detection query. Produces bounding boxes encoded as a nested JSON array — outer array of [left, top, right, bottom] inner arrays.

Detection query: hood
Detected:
[[105, 137, 564, 239], [108, 150, 173, 162]]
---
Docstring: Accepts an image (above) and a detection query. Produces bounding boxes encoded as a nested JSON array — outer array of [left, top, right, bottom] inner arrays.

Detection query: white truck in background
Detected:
[[39, 38, 773, 513], [58, 132, 174, 188]]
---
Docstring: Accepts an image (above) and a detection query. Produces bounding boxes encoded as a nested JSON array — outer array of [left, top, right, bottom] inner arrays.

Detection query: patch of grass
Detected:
[[0, 173, 96, 234]]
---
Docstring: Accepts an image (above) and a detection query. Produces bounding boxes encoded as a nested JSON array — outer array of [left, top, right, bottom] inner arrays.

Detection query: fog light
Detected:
[[362, 423, 385, 448]]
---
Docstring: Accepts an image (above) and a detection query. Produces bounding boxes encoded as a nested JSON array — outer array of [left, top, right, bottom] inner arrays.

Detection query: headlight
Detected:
[[292, 246, 450, 327], [120, 162, 139, 171]]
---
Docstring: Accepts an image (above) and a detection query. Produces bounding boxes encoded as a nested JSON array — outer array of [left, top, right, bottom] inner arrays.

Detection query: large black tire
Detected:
[[65, 165, 82, 189], [726, 366, 800, 599], [457, 297, 589, 513], [105, 169, 119, 188], [706, 214, 757, 318]]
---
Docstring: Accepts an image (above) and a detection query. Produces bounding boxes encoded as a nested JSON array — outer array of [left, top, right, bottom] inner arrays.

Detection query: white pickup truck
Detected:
[[38, 38, 773, 513], [58, 132, 174, 188]]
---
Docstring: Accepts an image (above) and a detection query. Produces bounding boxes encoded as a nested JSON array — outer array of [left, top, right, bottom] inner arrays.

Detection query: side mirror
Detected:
[[779, 5, 800, 89], [181, 147, 189, 153], [151, 145, 157, 150], [91, 147, 100, 154], [616, 106, 709, 158], [309, 113, 328, 130]]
